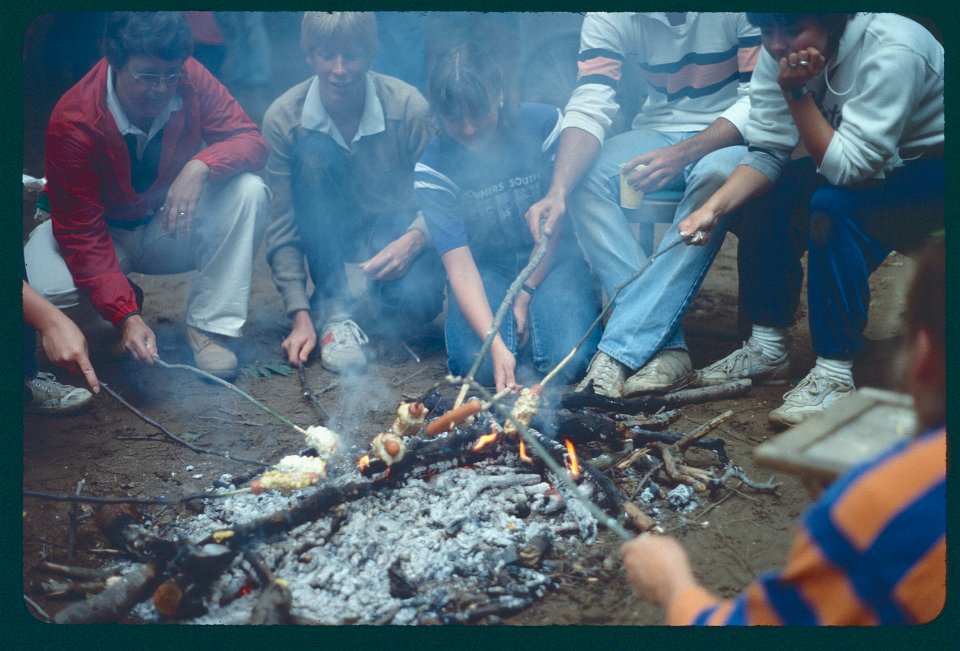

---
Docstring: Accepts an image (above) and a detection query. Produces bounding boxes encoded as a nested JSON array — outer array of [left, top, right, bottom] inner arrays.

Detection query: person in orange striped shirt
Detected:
[[620, 237, 945, 625]]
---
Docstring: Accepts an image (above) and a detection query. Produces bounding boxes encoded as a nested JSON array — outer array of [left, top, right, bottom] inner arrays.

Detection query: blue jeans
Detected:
[[737, 157, 944, 359], [445, 238, 601, 388], [291, 131, 445, 338], [569, 128, 746, 370]]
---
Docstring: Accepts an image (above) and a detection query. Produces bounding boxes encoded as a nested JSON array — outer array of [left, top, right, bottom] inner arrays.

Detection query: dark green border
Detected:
[[5, 2, 958, 649]]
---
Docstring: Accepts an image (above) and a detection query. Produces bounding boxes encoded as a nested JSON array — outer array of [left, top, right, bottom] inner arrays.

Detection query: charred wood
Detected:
[[619, 427, 730, 465], [35, 561, 119, 582], [52, 562, 160, 624], [248, 579, 292, 625], [560, 379, 751, 413]]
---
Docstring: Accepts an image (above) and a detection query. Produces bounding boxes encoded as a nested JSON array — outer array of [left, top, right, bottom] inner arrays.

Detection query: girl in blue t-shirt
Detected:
[[415, 43, 601, 392]]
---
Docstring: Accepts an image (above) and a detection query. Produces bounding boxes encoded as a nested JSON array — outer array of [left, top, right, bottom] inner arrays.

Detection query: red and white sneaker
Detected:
[[319, 318, 369, 375]]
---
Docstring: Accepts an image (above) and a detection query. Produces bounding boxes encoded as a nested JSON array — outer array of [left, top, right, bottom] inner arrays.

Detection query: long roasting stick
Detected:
[[152, 357, 309, 436], [453, 232, 552, 408], [538, 237, 685, 389]]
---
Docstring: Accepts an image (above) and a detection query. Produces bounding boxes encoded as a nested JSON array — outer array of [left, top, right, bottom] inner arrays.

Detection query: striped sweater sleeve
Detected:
[[666, 427, 946, 625]]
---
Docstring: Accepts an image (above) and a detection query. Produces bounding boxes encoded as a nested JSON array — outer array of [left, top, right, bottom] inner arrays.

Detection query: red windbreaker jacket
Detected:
[[44, 57, 267, 326]]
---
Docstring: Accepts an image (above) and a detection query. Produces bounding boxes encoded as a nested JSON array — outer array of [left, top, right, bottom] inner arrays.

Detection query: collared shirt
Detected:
[[301, 73, 385, 150], [105, 65, 182, 159]]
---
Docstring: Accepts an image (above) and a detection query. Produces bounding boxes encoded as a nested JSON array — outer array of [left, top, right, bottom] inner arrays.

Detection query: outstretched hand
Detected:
[[359, 230, 426, 281], [620, 534, 698, 608]]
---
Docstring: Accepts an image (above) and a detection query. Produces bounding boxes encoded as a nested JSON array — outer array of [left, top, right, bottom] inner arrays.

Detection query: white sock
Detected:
[[749, 325, 789, 359], [814, 357, 855, 387]]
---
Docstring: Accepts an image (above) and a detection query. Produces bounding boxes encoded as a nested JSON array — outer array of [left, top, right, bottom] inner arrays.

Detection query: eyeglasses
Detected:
[[128, 70, 186, 89]]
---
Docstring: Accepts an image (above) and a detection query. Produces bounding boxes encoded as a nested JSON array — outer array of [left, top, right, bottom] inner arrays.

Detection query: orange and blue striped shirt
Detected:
[[668, 425, 946, 625]]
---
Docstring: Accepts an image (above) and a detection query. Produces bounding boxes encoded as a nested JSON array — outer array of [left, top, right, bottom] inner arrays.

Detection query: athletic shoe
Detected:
[[768, 367, 854, 429], [187, 327, 239, 380], [319, 318, 369, 375], [699, 339, 791, 385], [574, 351, 629, 397], [623, 349, 694, 395], [25, 371, 92, 416]]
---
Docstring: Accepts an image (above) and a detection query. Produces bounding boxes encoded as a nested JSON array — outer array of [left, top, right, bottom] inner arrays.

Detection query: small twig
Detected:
[[23, 594, 50, 622], [152, 357, 309, 436], [709, 466, 781, 494], [23, 487, 251, 507], [297, 361, 329, 421], [68, 479, 85, 560], [392, 366, 430, 387], [101, 382, 267, 469], [675, 410, 734, 451], [402, 341, 421, 364], [198, 416, 265, 427]]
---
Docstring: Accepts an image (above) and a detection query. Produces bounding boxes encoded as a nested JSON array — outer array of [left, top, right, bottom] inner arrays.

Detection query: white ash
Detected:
[[666, 484, 699, 513], [139, 459, 598, 625]]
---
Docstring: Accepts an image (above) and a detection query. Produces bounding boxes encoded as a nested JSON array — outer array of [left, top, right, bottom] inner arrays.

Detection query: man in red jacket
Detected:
[[24, 12, 269, 380]]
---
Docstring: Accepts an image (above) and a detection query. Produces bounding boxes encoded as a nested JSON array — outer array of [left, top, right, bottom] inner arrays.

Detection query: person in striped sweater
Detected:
[[525, 12, 762, 399], [620, 237, 945, 625]]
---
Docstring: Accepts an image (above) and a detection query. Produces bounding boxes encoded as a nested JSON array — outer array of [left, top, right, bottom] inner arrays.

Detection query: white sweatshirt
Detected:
[[743, 13, 943, 185]]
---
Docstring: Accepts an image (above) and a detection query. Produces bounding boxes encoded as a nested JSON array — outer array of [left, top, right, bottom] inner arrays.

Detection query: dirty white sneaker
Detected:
[[25, 372, 92, 416], [768, 368, 854, 429], [623, 349, 694, 396], [574, 351, 630, 397], [699, 339, 791, 386], [187, 327, 239, 381], [319, 318, 369, 375]]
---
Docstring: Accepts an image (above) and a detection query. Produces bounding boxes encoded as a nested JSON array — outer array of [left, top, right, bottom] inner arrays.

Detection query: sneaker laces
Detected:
[[325, 319, 369, 348], [712, 340, 763, 374], [591, 354, 623, 386], [782, 368, 831, 401], [29, 371, 71, 393]]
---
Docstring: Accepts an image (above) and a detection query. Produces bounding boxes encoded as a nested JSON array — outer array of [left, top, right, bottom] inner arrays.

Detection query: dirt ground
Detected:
[[21, 230, 915, 625], [19, 11, 919, 627]]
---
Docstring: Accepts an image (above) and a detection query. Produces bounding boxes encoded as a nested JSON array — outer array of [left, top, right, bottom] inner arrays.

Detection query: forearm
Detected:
[[670, 117, 744, 166], [702, 164, 772, 222], [546, 127, 602, 202], [443, 248, 498, 343], [785, 92, 833, 166], [23, 282, 64, 331]]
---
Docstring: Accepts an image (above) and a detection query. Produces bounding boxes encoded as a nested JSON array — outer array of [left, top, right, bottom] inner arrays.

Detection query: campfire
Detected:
[[29, 376, 779, 625]]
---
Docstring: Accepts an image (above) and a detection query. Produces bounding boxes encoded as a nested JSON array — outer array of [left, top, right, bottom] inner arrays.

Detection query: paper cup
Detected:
[[619, 164, 645, 209]]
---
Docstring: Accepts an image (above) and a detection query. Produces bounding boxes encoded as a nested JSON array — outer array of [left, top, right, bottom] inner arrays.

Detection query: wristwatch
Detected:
[[789, 85, 810, 101], [521, 283, 538, 296]]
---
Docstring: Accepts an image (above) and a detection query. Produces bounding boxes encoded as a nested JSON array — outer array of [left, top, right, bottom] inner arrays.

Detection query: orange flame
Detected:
[[358, 455, 370, 472], [472, 431, 498, 451], [519, 441, 533, 463], [564, 439, 580, 479]]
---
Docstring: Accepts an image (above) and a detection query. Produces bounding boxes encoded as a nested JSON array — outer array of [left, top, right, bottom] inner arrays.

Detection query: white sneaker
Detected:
[[574, 352, 630, 397], [25, 372, 92, 416], [623, 349, 694, 396], [699, 339, 791, 385], [768, 368, 854, 429], [319, 318, 369, 375]]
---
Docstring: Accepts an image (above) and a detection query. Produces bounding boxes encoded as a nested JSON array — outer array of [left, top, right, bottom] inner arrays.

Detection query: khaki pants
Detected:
[[24, 173, 269, 338]]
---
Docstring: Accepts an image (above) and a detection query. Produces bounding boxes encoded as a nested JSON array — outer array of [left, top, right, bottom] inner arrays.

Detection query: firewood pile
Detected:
[[26, 379, 778, 625]]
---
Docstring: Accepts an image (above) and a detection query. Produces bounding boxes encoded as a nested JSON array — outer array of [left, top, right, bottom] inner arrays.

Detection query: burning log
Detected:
[[35, 561, 119, 582], [622, 502, 659, 533]]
